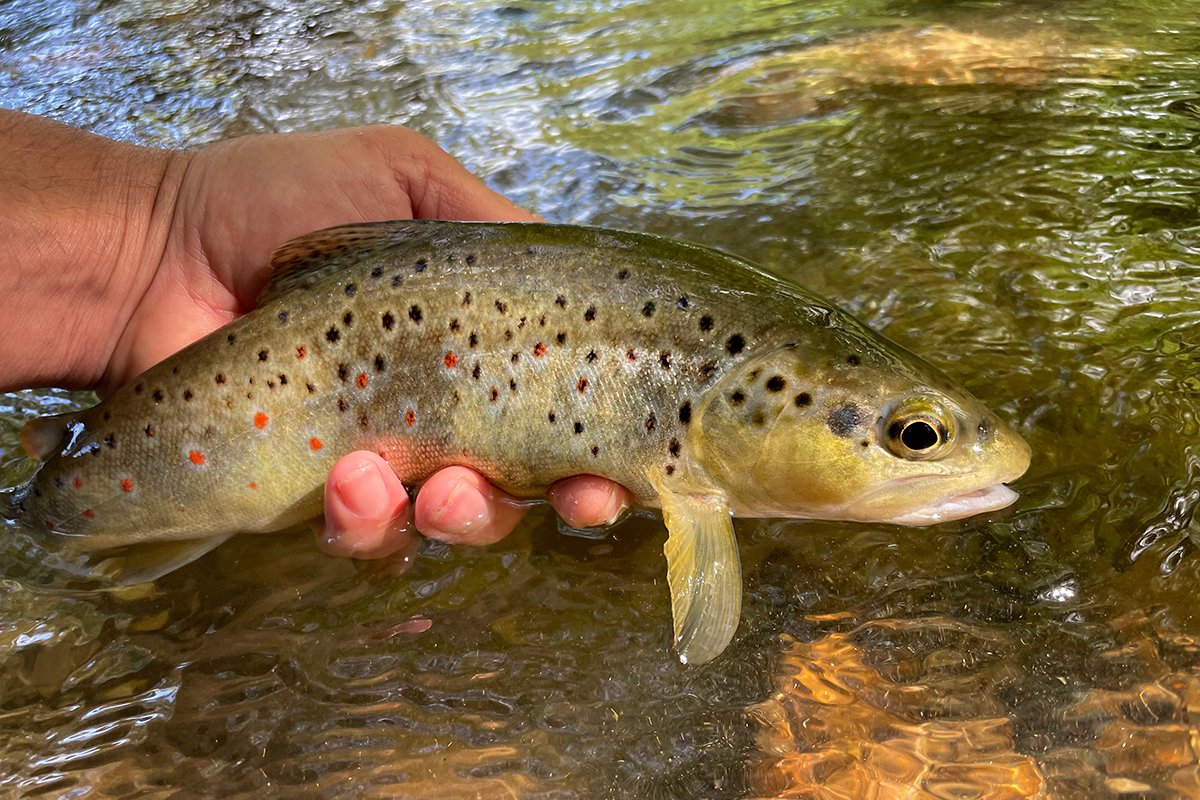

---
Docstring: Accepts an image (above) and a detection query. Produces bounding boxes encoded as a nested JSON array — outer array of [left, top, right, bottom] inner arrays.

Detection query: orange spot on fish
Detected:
[[310, 437, 324, 451], [533, 342, 547, 358], [248, 482, 258, 490], [82, 509, 95, 519], [296, 345, 306, 359], [189, 450, 206, 465], [444, 352, 458, 369], [72, 477, 82, 490], [405, 409, 416, 427], [45, 520, 55, 531], [254, 412, 269, 429], [378, 450, 388, 461], [121, 479, 133, 493], [356, 372, 369, 389]]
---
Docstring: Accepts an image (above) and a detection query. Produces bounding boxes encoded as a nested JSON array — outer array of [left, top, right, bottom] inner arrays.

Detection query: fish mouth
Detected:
[[873, 483, 1019, 526]]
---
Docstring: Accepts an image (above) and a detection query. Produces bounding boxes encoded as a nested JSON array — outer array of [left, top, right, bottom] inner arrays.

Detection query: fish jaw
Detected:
[[871, 482, 1018, 526]]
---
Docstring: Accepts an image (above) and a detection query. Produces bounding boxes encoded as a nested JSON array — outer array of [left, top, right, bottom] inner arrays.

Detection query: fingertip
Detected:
[[548, 476, 632, 529], [415, 466, 528, 545], [319, 451, 413, 559]]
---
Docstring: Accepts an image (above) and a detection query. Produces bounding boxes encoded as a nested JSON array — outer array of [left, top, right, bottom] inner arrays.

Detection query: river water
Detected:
[[2, 0, 1200, 797]]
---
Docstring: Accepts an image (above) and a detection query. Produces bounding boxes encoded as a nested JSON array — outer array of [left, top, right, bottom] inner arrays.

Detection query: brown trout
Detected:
[[9, 221, 1030, 664]]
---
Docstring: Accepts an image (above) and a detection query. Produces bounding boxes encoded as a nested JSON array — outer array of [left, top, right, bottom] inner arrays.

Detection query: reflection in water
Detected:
[[4, 0, 1200, 796]]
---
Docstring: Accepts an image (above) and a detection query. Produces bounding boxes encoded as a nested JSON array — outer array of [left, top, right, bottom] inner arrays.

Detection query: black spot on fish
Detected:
[[374, 355, 385, 372], [511, 352, 520, 364], [172, 366, 180, 376], [700, 315, 713, 332], [102, 410, 111, 421], [258, 349, 270, 362], [751, 410, 766, 427], [279, 374, 288, 386], [518, 316, 527, 330], [278, 311, 289, 323], [466, 254, 476, 266], [472, 363, 481, 380], [495, 299, 508, 314], [668, 439, 681, 457], [574, 421, 584, 434], [626, 348, 637, 363], [584, 306, 596, 322], [677, 296, 689, 309], [659, 352, 671, 369], [766, 376, 786, 392], [450, 318, 461, 333], [343, 311, 354, 326], [679, 402, 692, 424], [382, 312, 395, 331], [828, 404, 863, 437], [645, 413, 657, 433], [526, 246, 538, 255], [586, 350, 597, 363], [144, 424, 155, 437], [556, 332, 567, 345], [215, 373, 226, 385], [338, 397, 349, 412], [730, 390, 745, 406], [306, 382, 316, 394], [699, 362, 717, 381], [591, 445, 599, 457], [344, 283, 357, 297], [326, 327, 340, 343], [409, 305, 423, 323], [227, 334, 237, 345], [267, 380, 276, 389], [134, 383, 144, 394], [370, 266, 383, 279], [860, 440, 870, 448], [548, 411, 557, 423], [847, 354, 861, 366], [104, 434, 116, 449], [152, 389, 164, 404], [555, 294, 567, 308], [337, 364, 349, 382], [726, 334, 745, 355], [504, 329, 514, 341], [642, 301, 656, 317], [795, 392, 812, 407], [358, 413, 370, 429], [665, 464, 675, 476], [392, 275, 403, 287], [509, 379, 518, 392], [489, 387, 500, 402], [415, 258, 427, 273], [462, 291, 472, 306], [183, 389, 194, 401], [617, 269, 630, 280], [469, 332, 479, 348]]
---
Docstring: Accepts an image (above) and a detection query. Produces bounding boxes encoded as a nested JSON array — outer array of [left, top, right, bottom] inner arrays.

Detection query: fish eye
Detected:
[[883, 399, 955, 461]]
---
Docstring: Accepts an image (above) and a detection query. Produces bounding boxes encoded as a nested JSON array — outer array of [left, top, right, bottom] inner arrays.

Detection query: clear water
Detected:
[[3, 0, 1200, 797]]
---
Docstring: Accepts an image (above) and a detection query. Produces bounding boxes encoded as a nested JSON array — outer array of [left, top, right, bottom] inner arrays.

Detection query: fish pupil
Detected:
[[901, 421, 939, 450]]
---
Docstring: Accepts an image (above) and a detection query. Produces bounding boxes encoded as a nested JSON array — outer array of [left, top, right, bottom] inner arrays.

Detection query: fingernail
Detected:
[[428, 477, 491, 536], [603, 485, 630, 525], [334, 460, 388, 520]]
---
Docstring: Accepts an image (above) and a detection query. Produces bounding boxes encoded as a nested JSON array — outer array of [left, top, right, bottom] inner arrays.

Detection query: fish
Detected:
[[7, 221, 1031, 664]]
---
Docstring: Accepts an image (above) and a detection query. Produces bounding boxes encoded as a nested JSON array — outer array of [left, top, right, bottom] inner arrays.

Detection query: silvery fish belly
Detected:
[[10, 221, 1031, 664]]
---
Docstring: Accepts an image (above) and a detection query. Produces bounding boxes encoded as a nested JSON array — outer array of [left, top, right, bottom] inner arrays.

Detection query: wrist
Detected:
[[0, 112, 188, 392]]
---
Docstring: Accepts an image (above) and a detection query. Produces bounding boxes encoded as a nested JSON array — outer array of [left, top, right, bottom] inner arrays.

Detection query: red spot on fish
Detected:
[[310, 437, 324, 451], [82, 509, 95, 519], [378, 450, 388, 461], [72, 477, 82, 490], [121, 479, 133, 493], [405, 409, 416, 427], [577, 377, 589, 394], [356, 372, 369, 389], [248, 482, 258, 490], [189, 450, 206, 465], [533, 342, 547, 358], [296, 345, 306, 359], [444, 352, 458, 369], [254, 412, 269, 429], [45, 520, 55, 531]]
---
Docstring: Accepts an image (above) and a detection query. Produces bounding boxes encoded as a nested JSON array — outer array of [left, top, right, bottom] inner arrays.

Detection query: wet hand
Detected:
[[119, 124, 635, 558]]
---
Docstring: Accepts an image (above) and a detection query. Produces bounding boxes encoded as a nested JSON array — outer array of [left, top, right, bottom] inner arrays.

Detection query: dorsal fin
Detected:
[[20, 413, 75, 461], [258, 221, 433, 305]]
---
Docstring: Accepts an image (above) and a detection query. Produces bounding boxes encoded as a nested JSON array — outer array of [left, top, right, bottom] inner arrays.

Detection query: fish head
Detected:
[[690, 340, 1031, 526]]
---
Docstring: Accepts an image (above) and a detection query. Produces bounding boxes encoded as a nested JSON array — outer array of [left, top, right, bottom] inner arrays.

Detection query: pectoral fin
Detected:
[[90, 535, 234, 585], [652, 472, 741, 665]]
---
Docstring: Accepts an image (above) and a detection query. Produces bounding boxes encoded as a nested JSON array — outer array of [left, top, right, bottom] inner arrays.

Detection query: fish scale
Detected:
[[10, 220, 1031, 664]]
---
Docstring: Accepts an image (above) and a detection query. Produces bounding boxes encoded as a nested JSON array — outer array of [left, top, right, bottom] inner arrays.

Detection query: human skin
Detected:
[[0, 111, 632, 561]]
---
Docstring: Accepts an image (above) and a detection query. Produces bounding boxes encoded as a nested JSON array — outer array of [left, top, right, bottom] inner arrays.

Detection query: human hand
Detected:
[[0, 116, 632, 561]]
